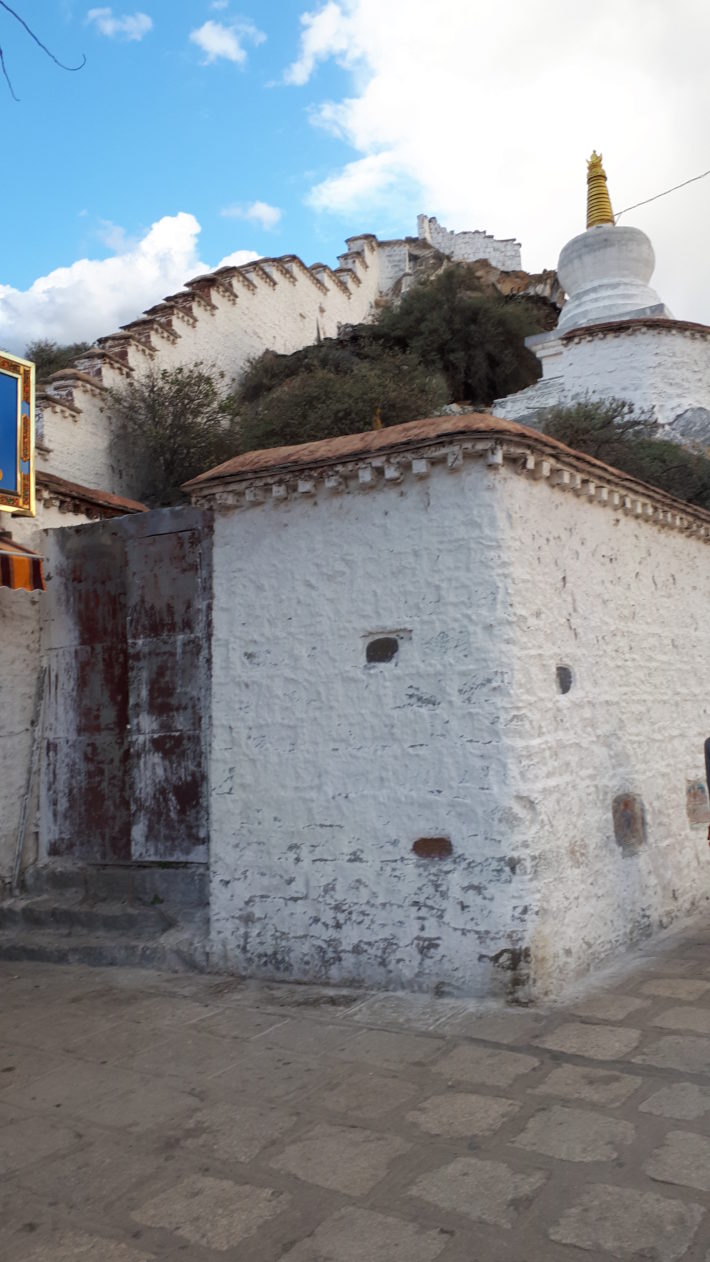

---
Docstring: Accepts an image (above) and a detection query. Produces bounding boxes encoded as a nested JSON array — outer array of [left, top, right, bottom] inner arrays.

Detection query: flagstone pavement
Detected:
[[3, 921, 710, 1261]]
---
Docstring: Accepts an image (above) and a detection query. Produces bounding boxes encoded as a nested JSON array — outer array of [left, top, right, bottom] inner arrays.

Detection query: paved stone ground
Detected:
[[3, 922, 710, 1260]]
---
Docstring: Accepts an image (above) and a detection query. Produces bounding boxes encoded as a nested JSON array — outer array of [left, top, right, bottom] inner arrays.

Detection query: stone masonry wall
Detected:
[[0, 589, 42, 889], [417, 215, 522, 270], [208, 460, 530, 997], [205, 435, 710, 997], [499, 467, 710, 994]]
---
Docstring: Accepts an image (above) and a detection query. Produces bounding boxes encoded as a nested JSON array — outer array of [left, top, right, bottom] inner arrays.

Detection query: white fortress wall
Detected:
[[207, 458, 531, 996], [497, 461, 710, 993], [417, 215, 522, 270], [36, 240, 383, 499]]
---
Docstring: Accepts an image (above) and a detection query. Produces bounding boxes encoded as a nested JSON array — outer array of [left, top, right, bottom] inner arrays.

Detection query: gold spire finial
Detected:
[[586, 151, 615, 228]]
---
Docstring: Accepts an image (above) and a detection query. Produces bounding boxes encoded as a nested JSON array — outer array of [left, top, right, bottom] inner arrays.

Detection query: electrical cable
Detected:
[[615, 168, 710, 221]]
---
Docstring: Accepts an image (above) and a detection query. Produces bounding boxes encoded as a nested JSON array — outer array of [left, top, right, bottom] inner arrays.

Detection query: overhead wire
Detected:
[[615, 167, 710, 221]]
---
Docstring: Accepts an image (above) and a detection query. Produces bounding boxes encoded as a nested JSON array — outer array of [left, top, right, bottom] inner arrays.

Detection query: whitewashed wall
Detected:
[[209, 461, 534, 997], [496, 325, 710, 429], [207, 450, 710, 997], [417, 215, 522, 270], [499, 470, 710, 994], [0, 589, 42, 888]]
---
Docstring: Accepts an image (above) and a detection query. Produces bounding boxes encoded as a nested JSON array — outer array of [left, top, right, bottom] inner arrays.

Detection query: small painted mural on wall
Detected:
[[0, 351, 35, 515]]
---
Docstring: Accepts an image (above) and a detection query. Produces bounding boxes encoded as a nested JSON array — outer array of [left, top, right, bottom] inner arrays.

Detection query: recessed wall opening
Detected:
[[556, 664, 573, 695], [366, 636, 399, 664]]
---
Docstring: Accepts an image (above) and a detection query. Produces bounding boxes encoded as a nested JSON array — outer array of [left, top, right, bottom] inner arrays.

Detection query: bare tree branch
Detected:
[[0, 1, 86, 98], [0, 45, 19, 99]]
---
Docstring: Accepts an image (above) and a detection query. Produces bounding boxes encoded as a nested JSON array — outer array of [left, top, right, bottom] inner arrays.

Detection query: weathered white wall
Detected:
[[209, 461, 534, 996], [495, 325, 710, 429], [417, 215, 522, 270], [207, 446, 710, 998], [0, 589, 42, 889], [38, 251, 384, 500], [499, 468, 710, 993]]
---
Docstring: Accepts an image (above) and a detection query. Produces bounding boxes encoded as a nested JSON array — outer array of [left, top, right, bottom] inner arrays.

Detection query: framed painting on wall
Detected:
[[0, 351, 35, 516]]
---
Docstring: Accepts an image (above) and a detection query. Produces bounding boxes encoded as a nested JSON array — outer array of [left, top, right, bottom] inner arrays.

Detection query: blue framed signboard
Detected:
[[0, 351, 35, 516]]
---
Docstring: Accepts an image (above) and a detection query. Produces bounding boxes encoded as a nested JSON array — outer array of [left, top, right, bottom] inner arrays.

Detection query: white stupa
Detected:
[[495, 153, 710, 442]]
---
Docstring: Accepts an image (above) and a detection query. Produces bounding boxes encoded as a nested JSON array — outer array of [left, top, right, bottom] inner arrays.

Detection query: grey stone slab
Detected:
[[15, 1135, 172, 1212], [71, 1078, 202, 1134], [645, 1130, 710, 1191], [408, 1156, 546, 1228], [118, 1027, 243, 1082], [570, 994, 649, 1022], [640, 979, 710, 1001], [650, 1006, 710, 1035], [435, 1008, 549, 1044], [406, 1091, 520, 1137], [633, 1035, 710, 1074], [346, 994, 466, 1031], [0, 1113, 78, 1175], [434, 1044, 539, 1087], [251, 1016, 360, 1057], [338, 1028, 443, 1068], [549, 1184, 704, 1260], [533, 1064, 642, 1107], [535, 1022, 641, 1060], [318, 1071, 420, 1120], [512, 1105, 635, 1162], [15, 1230, 153, 1261], [206, 1040, 337, 1104], [132, 1173, 290, 1250], [280, 1206, 450, 1262], [0, 1061, 156, 1114], [191, 1006, 287, 1041], [640, 1082, 710, 1120], [269, 1121, 410, 1195], [0, 1044, 72, 1093], [120, 995, 223, 1027], [182, 1101, 300, 1163]]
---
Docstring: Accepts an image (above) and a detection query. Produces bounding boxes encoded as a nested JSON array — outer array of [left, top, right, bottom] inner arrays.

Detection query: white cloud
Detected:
[[220, 200, 283, 230], [210, 0, 229, 8], [217, 249, 262, 268], [284, 1, 351, 85], [86, 7, 153, 40], [289, 0, 710, 323], [0, 215, 260, 353], [189, 19, 265, 66]]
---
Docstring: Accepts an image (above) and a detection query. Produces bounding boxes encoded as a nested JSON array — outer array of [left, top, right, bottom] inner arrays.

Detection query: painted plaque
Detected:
[[0, 351, 35, 515]]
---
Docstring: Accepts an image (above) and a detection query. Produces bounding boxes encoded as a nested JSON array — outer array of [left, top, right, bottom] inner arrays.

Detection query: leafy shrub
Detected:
[[108, 364, 239, 506], [538, 397, 710, 510], [239, 354, 447, 452]]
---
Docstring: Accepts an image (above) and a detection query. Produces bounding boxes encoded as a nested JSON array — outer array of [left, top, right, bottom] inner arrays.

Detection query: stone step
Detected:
[[0, 915, 210, 973], [0, 896, 174, 938], [22, 862, 208, 909]]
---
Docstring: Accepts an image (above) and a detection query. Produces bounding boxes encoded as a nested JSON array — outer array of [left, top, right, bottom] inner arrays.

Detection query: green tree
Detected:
[[373, 266, 543, 403], [239, 352, 447, 453], [108, 364, 240, 506], [539, 396, 710, 511], [25, 339, 91, 383]]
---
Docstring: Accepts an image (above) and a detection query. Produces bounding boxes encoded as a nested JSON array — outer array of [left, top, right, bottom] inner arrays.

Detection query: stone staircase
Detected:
[[0, 863, 210, 973]]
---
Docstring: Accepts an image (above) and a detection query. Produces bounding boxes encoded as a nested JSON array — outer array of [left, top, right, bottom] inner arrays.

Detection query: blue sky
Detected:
[[2, 1, 710, 351]]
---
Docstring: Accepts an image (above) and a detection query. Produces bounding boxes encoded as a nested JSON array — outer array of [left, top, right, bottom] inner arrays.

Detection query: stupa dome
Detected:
[[556, 152, 671, 333]]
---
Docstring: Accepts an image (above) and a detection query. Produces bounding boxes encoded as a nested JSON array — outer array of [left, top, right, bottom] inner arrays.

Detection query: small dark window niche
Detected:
[[366, 636, 399, 665], [556, 665, 573, 695]]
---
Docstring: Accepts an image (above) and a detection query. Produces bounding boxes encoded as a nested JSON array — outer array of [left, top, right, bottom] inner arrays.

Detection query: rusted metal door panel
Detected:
[[129, 733, 208, 859], [124, 515, 211, 863], [42, 510, 211, 866], [44, 526, 130, 861]]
